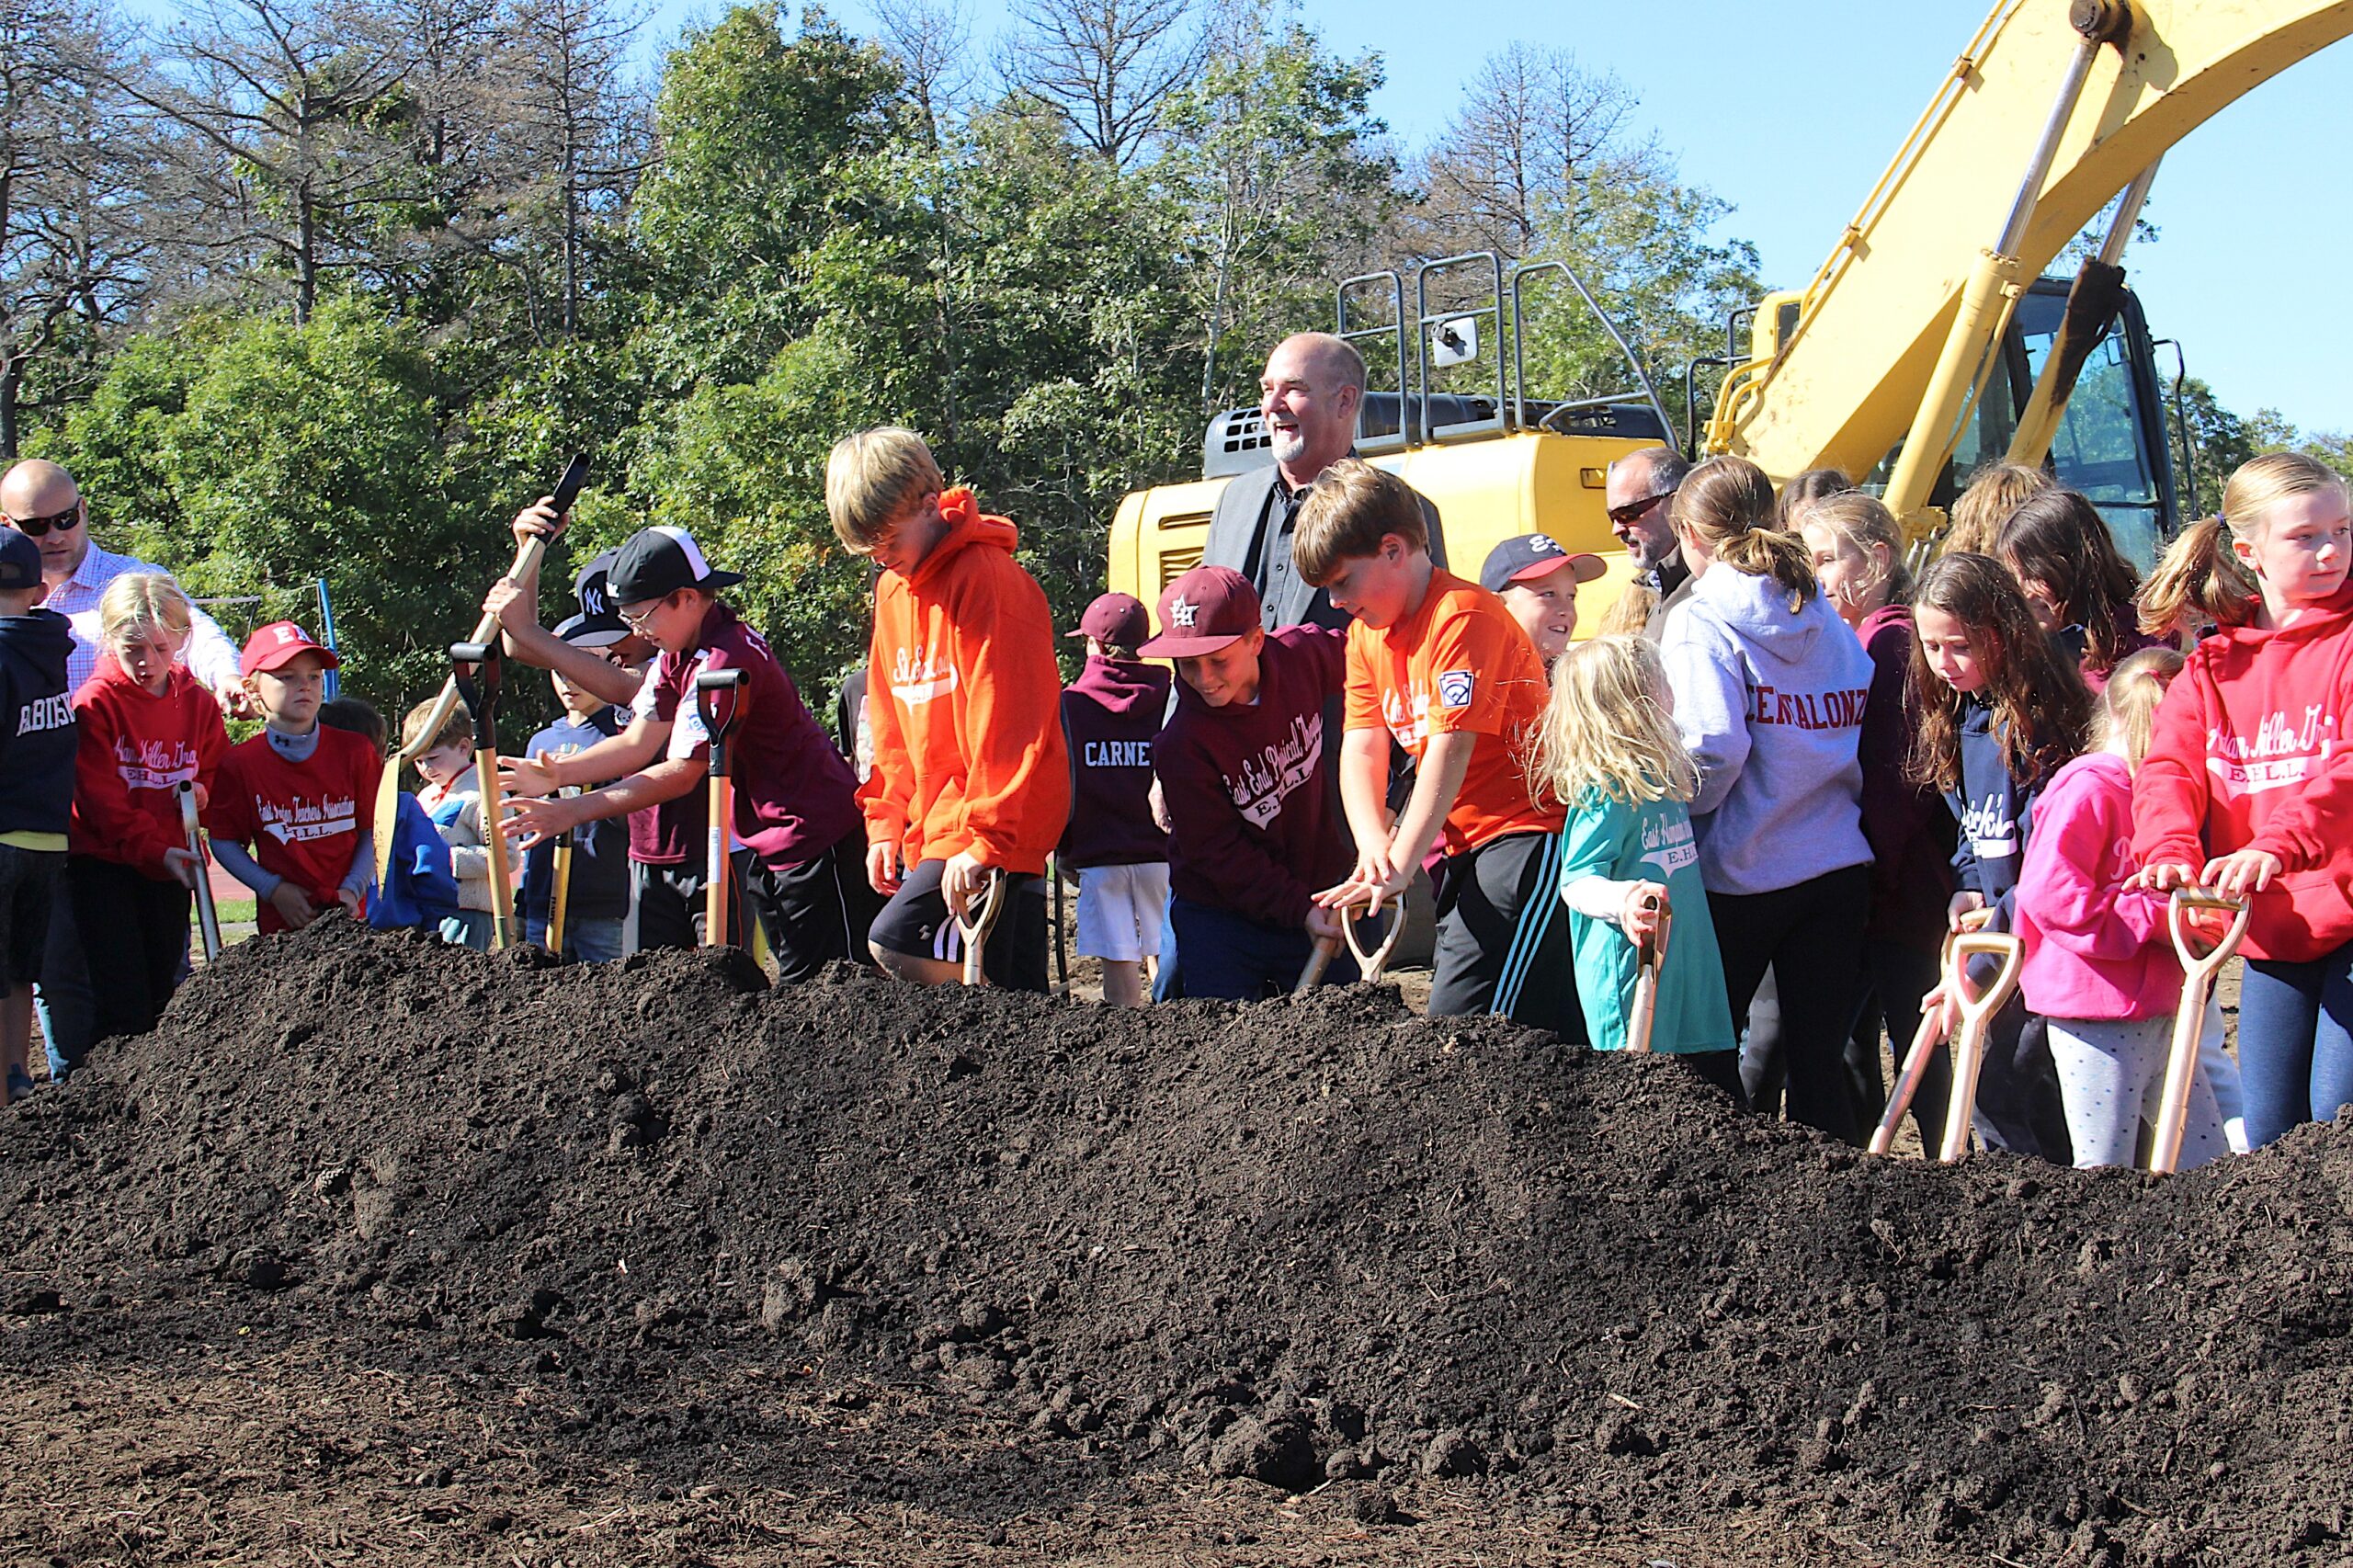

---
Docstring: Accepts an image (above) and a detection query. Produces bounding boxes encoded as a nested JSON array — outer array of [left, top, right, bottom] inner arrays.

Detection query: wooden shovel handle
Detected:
[[2167, 887, 2249, 983], [1938, 932, 2023, 1163], [1342, 900, 1404, 983], [2150, 889, 2246, 1174], [1870, 929, 1957, 1156], [956, 869, 1006, 986], [1294, 936, 1340, 994]]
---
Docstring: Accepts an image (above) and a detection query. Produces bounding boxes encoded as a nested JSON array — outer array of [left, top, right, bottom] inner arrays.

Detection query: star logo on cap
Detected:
[[1170, 594, 1198, 629]]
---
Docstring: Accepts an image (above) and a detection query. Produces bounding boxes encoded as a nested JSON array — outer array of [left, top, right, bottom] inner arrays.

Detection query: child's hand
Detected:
[[483, 579, 538, 633], [1947, 891, 1987, 932], [335, 888, 363, 916], [2200, 848, 2282, 901], [2128, 859, 2202, 893], [161, 846, 200, 889], [941, 851, 991, 918], [511, 497, 566, 551], [1303, 904, 1343, 945], [1317, 844, 1407, 913], [1917, 979, 1960, 1042], [498, 754, 559, 799], [500, 793, 579, 852], [1620, 881, 1669, 945], [269, 882, 319, 930], [867, 840, 904, 896]]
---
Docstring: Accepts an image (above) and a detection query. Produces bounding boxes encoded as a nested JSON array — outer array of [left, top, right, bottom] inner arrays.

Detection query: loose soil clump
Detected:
[[6, 918, 2353, 1564]]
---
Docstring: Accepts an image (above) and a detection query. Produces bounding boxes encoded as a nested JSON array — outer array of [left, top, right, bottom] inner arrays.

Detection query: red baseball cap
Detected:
[[1067, 591, 1150, 649], [1138, 566, 1263, 658], [241, 620, 340, 677]]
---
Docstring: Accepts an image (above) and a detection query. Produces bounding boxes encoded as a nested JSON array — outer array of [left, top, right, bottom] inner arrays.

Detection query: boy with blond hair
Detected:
[[1295, 460, 1582, 1037], [827, 427, 1070, 989]]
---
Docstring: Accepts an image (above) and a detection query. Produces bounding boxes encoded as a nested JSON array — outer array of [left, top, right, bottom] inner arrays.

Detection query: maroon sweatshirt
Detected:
[[1059, 655, 1169, 869], [1154, 626, 1347, 929], [1856, 604, 1954, 954]]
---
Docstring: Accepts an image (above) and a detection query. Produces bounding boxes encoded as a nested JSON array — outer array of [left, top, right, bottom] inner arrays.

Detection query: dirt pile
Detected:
[[6, 918, 2353, 1564]]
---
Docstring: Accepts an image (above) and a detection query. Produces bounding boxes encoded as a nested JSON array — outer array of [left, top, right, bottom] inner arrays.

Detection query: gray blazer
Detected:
[[1201, 460, 1445, 631]]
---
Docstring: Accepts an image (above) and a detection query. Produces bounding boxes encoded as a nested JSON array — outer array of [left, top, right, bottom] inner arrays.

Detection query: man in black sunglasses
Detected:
[[0, 460, 241, 702], [1602, 446, 1695, 640]]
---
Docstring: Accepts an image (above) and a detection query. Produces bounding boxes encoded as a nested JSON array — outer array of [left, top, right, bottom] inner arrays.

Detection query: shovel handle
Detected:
[[956, 868, 1006, 986], [2150, 888, 2247, 1174], [1295, 935, 1340, 994], [1342, 899, 1404, 984], [1938, 931, 2024, 1163], [1870, 930, 1959, 1156], [1624, 891, 1671, 1055], [2166, 887, 2249, 983], [178, 781, 222, 963]]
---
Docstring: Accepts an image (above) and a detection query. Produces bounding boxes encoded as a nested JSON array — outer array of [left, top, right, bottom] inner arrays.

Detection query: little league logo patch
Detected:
[[1436, 669, 1476, 709]]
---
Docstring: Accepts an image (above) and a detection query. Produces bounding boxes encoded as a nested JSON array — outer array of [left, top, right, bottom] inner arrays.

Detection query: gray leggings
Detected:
[[2046, 997, 2239, 1170]]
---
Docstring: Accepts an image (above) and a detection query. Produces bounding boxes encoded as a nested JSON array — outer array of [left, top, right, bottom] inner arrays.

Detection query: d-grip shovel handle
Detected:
[[2167, 887, 2249, 982], [695, 667, 747, 772], [1938, 931, 2024, 1163], [1342, 900, 1404, 984], [2150, 888, 2249, 1176], [956, 868, 1006, 986]]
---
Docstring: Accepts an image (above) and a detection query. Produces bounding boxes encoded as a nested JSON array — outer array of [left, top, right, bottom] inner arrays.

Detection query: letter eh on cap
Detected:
[[1479, 533, 1607, 596], [241, 621, 340, 678], [1138, 566, 1262, 659]]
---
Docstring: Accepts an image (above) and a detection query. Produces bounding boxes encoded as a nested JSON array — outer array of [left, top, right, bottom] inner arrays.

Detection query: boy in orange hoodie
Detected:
[[827, 427, 1070, 989]]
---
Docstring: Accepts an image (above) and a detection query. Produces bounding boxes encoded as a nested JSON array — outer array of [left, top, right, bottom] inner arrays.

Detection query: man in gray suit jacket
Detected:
[[1201, 333, 1442, 630]]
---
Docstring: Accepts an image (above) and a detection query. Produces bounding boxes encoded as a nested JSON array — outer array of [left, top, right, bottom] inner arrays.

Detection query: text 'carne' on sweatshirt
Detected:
[[2131, 581, 2353, 963], [1658, 563, 1870, 897], [859, 489, 1071, 875], [0, 608, 78, 843], [1155, 625, 1349, 930], [68, 653, 228, 878], [2016, 752, 2177, 1021], [1947, 692, 2058, 929], [1060, 654, 1170, 870]]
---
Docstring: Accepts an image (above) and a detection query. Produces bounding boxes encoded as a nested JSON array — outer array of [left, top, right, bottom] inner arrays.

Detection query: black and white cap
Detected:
[[1478, 532, 1607, 596], [608, 526, 744, 604], [569, 549, 630, 641]]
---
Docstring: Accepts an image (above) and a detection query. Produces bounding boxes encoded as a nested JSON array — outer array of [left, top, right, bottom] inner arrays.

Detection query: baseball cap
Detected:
[[240, 620, 341, 678], [0, 529, 40, 591], [553, 611, 631, 650], [569, 548, 630, 641], [1479, 533, 1607, 596], [608, 526, 744, 604], [1067, 591, 1149, 649], [1137, 566, 1263, 659]]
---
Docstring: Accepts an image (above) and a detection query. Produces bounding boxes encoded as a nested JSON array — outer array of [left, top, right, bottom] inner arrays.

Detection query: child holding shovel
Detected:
[[1531, 635, 1736, 1085], [2017, 649, 2243, 1167], [516, 615, 636, 960], [404, 700, 495, 949], [498, 527, 874, 982], [2131, 451, 2353, 1151]]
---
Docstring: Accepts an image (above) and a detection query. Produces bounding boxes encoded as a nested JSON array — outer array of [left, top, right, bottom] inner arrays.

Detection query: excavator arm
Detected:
[[1706, 0, 2353, 516]]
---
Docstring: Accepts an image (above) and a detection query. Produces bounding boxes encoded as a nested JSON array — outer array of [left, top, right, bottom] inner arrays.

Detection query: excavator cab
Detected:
[[1108, 253, 1677, 620]]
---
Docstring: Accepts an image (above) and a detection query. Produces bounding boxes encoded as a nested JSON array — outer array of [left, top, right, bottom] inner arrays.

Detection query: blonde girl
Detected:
[[2018, 650, 2245, 1166], [1533, 635, 1738, 1096], [43, 573, 227, 1076], [2131, 452, 2353, 1149]]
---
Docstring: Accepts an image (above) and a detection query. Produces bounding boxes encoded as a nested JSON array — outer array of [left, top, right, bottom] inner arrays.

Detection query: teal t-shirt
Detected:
[[1559, 790, 1737, 1055]]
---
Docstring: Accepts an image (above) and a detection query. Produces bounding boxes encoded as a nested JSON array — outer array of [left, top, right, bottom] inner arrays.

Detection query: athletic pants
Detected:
[[2238, 945, 2353, 1149], [2046, 1001, 2231, 1170], [1709, 862, 1869, 1145], [41, 857, 189, 1077], [1427, 829, 1585, 1042], [1168, 898, 1368, 1001], [739, 833, 881, 984]]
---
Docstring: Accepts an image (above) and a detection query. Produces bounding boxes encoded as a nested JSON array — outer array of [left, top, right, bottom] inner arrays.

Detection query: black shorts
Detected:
[[0, 843, 62, 992], [868, 858, 1049, 992], [741, 833, 882, 985]]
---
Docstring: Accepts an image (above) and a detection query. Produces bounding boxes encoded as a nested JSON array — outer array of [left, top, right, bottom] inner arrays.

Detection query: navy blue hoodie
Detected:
[[1946, 694, 2061, 929], [1059, 655, 1170, 869], [0, 608, 77, 839]]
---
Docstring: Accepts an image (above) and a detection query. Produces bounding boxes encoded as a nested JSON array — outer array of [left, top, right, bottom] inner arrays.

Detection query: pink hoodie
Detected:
[[2018, 752, 2178, 1021]]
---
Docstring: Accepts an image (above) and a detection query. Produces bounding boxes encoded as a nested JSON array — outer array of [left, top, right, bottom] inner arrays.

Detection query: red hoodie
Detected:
[[2131, 583, 2353, 962], [860, 489, 1070, 875], [69, 654, 229, 878]]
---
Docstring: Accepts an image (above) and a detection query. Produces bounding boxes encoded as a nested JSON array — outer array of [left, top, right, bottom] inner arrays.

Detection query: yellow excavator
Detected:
[[1108, 0, 2353, 610]]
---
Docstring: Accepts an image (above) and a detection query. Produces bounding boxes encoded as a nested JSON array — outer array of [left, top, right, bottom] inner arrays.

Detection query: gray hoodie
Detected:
[[1659, 564, 1873, 896]]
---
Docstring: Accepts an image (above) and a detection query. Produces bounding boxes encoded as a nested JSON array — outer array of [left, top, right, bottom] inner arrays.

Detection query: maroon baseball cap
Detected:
[[1067, 591, 1150, 649], [1138, 566, 1263, 658], [241, 620, 340, 677]]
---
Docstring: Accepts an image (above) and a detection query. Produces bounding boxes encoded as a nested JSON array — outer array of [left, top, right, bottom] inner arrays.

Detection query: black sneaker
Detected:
[[6, 1065, 32, 1104]]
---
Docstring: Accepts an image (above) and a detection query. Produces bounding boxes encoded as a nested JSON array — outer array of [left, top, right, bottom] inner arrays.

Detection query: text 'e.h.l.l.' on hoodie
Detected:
[[1659, 563, 1871, 897]]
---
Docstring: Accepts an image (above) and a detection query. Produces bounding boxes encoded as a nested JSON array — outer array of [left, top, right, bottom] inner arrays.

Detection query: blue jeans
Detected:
[[563, 915, 627, 963], [1169, 898, 1365, 1001], [2238, 948, 2353, 1149]]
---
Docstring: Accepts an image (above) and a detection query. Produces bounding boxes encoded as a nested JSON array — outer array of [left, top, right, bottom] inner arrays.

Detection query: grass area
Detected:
[[216, 899, 256, 925]]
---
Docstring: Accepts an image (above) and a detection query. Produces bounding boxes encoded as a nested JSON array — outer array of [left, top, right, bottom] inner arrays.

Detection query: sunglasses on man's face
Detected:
[[6, 505, 80, 539], [1606, 490, 1675, 528]]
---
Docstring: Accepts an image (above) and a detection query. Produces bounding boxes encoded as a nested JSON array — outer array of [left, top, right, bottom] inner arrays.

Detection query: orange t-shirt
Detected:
[[1343, 568, 1563, 857]]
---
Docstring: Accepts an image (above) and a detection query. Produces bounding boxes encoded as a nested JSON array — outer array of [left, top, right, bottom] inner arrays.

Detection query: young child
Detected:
[[1795, 491, 1955, 1138], [2019, 649, 2243, 1168], [1144, 565, 1357, 1000], [1996, 488, 2165, 690], [1293, 460, 1580, 1036], [500, 526, 874, 983], [1478, 534, 1606, 673], [1059, 591, 1168, 1006], [517, 615, 636, 961], [1533, 635, 1737, 1084], [207, 622, 380, 935], [1658, 456, 1872, 1138], [42, 573, 227, 1074], [318, 698, 460, 935], [825, 428, 1070, 991], [405, 700, 494, 949], [2132, 451, 2353, 1151], [1910, 551, 2091, 1162], [0, 529, 74, 1102]]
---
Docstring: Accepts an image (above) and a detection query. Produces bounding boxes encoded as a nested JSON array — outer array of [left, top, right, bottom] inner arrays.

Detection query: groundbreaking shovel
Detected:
[[694, 668, 747, 949], [450, 641, 518, 951], [1870, 930, 1961, 1156], [1294, 933, 1340, 994], [1342, 898, 1404, 986], [954, 869, 1006, 987], [546, 790, 575, 957], [377, 453, 588, 886], [1938, 931, 2025, 1163], [1624, 890, 1672, 1055], [2149, 887, 2250, 1175], [178, 780, 222, 963]]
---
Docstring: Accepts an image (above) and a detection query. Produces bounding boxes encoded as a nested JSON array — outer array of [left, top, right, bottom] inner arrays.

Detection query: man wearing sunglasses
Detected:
[[1602, 446, 1696, 641], [0, 460, 242, 704]]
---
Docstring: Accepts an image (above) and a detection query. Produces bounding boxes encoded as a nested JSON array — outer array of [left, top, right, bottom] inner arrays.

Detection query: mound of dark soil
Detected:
[[6, 918, 2353, 1564]]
